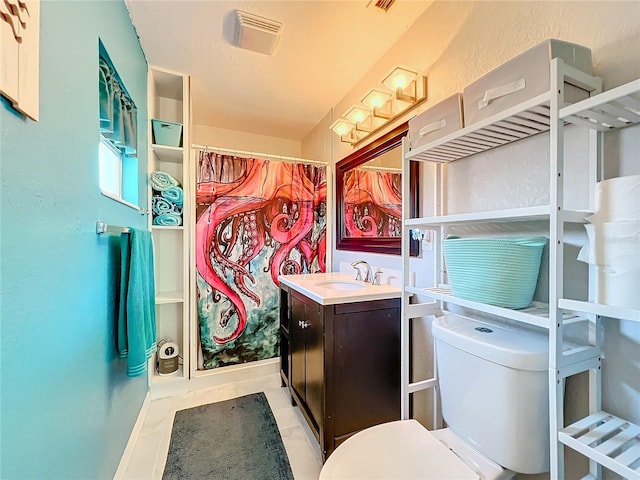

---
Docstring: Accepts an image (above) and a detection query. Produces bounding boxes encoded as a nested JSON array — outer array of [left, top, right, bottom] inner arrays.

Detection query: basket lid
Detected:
[[433, 314, 548, 371]]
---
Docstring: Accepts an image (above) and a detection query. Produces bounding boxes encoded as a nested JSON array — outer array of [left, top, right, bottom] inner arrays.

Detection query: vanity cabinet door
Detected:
[[289, 290, 325, 429], [305, 301, 324, 426], [332, 305, 401, 437], [279, 287, 290, 388], [290, 294, 307, 403]]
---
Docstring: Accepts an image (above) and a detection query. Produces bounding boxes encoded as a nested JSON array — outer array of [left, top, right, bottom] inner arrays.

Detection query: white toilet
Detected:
[[320, 313, 550, 480]]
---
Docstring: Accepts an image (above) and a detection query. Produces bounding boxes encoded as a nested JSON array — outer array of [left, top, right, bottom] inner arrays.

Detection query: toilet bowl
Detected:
[[319, 314, 549, 480], [319, 420, 514, 480]]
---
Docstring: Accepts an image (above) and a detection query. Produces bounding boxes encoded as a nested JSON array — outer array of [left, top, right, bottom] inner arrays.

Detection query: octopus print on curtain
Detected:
[[343, 168, 401, 238], [196, 152, 327, 369]]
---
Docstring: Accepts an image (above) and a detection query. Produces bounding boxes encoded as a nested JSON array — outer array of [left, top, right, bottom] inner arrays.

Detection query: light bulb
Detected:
[[362, 89, 392, 110], [345, 105, 370, 124], [330, 118, 354, 137], [382, 66, 419, 93], [392, 74, 408, 90]]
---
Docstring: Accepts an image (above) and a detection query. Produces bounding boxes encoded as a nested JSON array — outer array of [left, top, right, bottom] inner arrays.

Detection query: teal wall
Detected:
[[0, 1, 149, 478]]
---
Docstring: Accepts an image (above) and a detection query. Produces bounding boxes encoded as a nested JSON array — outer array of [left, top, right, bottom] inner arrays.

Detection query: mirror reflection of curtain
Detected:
[[195, 151, 327, 369], [343, 169, 402, 238]]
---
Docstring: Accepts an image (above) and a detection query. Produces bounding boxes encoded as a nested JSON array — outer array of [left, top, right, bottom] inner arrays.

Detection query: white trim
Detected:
[[146, 358, 280, 400], [101, 190, 142, 212], [113, 392, 151, 480], [189, 358, 279, 392]]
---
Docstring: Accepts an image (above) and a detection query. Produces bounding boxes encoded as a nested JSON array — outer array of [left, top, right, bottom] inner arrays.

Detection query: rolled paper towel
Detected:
[[161, 186, 184, 208], [595, 264, 640, 309], [588, 174, 640, 223], [578, 222, 640, 267], [150, 171, 179, 191], [152, 195, 182, 216], [152, 212, 182, 226]]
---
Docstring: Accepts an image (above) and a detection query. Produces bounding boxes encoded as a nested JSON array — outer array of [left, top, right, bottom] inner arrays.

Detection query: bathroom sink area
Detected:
[[314, 280, 366, 291], [279, 272, 401, 305]]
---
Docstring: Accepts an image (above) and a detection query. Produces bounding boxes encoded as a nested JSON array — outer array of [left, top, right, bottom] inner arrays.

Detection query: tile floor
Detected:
[[121, 373, 323, 479]]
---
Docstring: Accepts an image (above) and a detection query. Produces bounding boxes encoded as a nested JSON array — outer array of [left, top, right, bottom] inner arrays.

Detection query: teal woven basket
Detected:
[[442, 236, 547, 309]]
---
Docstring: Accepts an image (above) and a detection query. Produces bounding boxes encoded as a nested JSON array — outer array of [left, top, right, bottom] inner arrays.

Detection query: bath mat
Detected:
[[162, 392, 294, 480]]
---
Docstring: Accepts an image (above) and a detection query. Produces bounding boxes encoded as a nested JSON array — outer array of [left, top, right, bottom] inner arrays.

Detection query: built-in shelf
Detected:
[[559, 299, 640, 323], [156, 291, 184, 304], [149, 365, 189, 400], [151, 225, 184, 231], [151, 144, 183, 163], [148, 67, 190, 397], [559, 411, 640, 480], [405, 206, 590, 227], [151, 365, 184, 383]]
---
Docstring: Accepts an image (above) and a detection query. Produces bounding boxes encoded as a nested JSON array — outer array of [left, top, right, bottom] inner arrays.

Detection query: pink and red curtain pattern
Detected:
[[196, 152, 326, 369], [343, 169, 402, 238]]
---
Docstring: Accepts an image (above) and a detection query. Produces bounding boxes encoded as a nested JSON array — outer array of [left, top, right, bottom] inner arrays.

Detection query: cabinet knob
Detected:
[[301, 321, 310, 329]]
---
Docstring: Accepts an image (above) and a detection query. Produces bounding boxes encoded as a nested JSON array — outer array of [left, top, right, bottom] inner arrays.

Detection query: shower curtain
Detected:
[[195, 151, 327, 369], [343, 168, 402, 237]]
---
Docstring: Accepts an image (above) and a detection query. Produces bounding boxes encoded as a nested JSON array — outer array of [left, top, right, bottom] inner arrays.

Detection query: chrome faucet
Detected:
[[351, 260, 372, 283]]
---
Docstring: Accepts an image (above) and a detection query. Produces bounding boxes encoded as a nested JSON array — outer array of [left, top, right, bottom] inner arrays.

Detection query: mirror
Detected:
[[336, 122, 419, 256]]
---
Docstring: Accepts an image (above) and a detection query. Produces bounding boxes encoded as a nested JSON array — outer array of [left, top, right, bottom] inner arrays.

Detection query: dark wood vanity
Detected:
[[279, 284, 401, 461]]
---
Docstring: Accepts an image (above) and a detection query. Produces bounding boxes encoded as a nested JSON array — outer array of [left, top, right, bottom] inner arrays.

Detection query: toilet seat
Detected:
[[319, 420, 479, 480]]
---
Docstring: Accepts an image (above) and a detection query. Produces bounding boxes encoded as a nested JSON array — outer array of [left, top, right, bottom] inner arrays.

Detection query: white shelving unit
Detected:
[[147, 66, 191, 399], [555, 78, 640, 480], [401, 59, 640, 479]]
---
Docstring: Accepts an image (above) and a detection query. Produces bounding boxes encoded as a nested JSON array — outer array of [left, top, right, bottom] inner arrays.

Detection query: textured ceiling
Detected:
[[125, 1, 432, 141]]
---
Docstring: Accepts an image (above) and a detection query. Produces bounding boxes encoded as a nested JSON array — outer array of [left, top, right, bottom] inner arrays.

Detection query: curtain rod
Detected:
[[357, 165, 402, 173], [192, 144, 328, 166]]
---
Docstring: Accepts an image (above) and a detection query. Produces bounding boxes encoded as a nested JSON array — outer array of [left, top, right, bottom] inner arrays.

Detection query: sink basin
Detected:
[[315, 280, 365, 291], [279, 273, 401, 305]]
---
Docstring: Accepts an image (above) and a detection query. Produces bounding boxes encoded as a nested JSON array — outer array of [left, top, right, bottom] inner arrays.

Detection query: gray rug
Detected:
[[162, 392, 294, 480]]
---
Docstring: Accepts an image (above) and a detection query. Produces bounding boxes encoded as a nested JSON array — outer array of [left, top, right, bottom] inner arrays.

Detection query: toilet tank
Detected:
[[433, 314, 549, 474]]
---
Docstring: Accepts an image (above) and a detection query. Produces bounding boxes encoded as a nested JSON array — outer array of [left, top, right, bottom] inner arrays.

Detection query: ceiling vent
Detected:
[[367, 0, 397, 12], [234, 10, 284, 56]]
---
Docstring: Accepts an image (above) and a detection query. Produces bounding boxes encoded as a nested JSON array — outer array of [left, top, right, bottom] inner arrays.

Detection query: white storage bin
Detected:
[[409, 94, 464, 149], [463, 39, 592, 126]]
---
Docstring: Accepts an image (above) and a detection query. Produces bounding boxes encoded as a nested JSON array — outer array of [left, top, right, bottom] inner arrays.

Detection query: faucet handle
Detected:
[[352, 267, 363, 281], [373, 269, 383, 286]]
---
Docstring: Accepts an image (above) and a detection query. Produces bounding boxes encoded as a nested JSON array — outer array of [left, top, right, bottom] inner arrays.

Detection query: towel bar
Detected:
[[96, 221, 131, 235]]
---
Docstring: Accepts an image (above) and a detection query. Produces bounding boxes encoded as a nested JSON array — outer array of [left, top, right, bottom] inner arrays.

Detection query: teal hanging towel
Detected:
[[117, 228, 157, 377]]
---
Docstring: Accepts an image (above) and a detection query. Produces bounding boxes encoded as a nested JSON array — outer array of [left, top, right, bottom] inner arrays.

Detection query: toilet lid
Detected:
[[319, 420, 479, 480]]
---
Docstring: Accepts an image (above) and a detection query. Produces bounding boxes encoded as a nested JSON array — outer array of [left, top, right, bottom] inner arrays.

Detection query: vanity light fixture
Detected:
[[330, 118, 360, 143], [345, 105, 369, 124], [382, 66, 423, 103], [345, 105, 374, 132], [330, 118, 354, 137], [331, 65, 427, 145], [362, 89, 393, 119]]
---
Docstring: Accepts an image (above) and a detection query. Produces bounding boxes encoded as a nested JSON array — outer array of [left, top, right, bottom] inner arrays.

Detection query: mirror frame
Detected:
[[335, 122, 419, 256]]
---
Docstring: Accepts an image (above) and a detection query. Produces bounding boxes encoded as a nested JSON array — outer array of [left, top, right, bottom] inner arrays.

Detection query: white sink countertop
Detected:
[[279, 272, 401, 305]]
